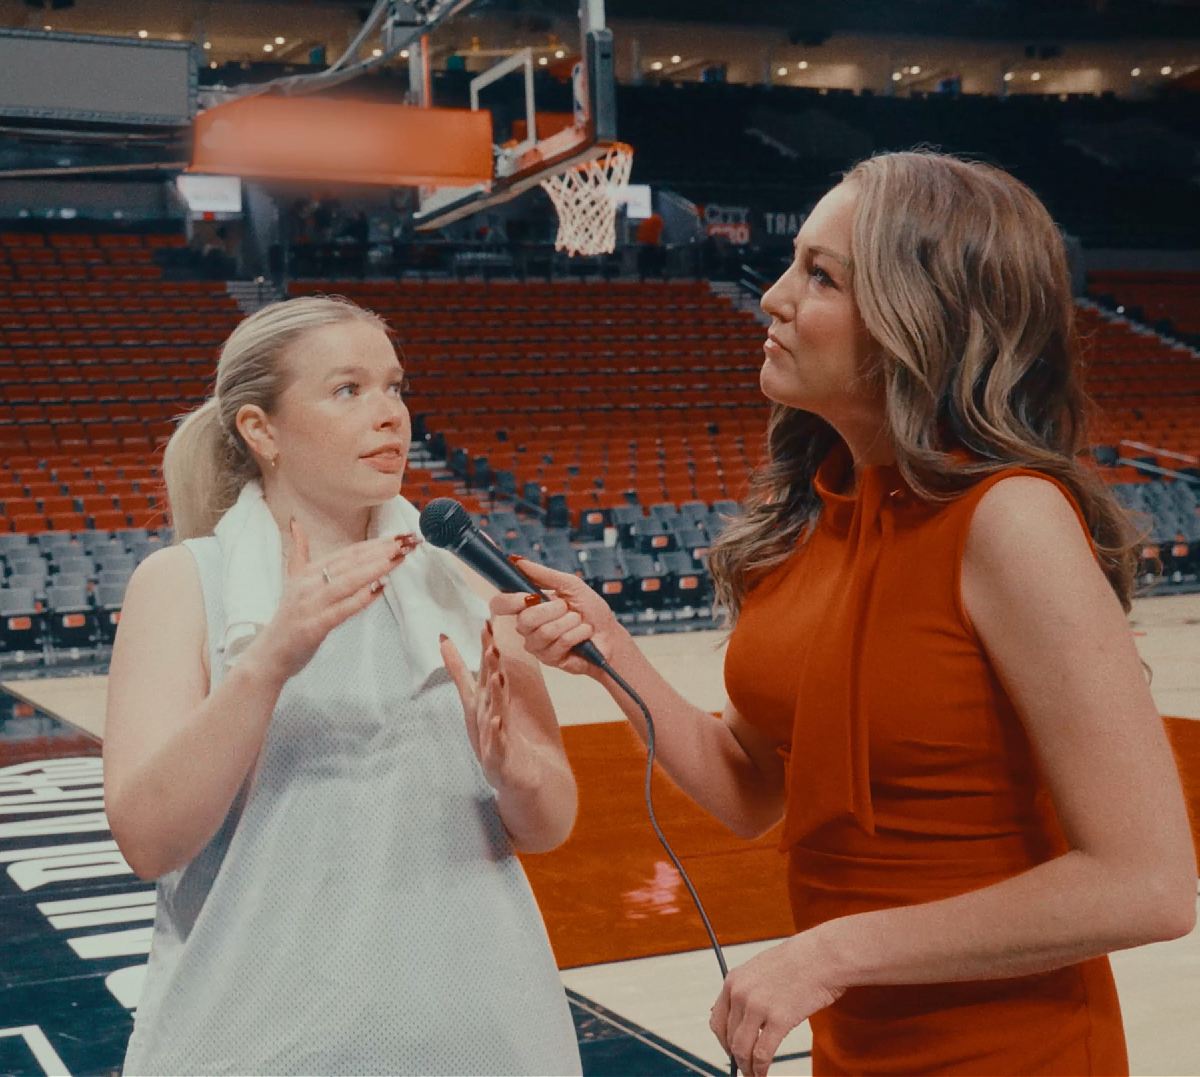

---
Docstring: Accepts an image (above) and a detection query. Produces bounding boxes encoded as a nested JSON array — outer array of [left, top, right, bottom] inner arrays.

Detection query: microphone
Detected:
[[418, 497, 607, 670]]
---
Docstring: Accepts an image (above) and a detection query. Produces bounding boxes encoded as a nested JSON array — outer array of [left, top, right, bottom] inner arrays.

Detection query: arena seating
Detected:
[[1079, 303, 1200, 465], [1089, 271, 1200, 341], [278, 278, 1198, 622], [289, 279, 766, 521], [0, 229, 243, 534], [2, 233, 1198, 658]]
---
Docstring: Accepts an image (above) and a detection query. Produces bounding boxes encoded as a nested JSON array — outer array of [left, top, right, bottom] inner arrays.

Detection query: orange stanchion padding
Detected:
[[189, 96, 494, 187]]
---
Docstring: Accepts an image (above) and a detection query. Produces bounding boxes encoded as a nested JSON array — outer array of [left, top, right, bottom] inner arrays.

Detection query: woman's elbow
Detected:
[[512, 811, 576, 854], [105, 790, 167, 881], [108, 821, 166, 882], [1147, 876, 1197, 942]]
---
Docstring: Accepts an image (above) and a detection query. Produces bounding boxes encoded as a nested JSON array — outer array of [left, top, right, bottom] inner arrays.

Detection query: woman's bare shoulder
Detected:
[[122, 544, 210, 682]]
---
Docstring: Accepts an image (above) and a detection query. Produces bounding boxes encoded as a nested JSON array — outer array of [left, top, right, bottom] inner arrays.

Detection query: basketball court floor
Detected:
[[1, 591, 1197, 1075]]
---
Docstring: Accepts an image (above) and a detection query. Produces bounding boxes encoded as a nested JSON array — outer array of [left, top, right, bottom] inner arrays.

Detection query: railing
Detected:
[[737, 262, 770, 300], [1119, 439, 1200, 470]]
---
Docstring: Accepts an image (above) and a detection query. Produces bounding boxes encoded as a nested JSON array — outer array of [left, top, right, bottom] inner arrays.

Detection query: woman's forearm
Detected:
[[817, 849, 1195, 990], [589, 633, 781, 838], [494, 751, 577, 853]]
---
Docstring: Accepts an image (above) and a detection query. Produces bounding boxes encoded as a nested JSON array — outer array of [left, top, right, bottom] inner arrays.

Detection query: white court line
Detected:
[[0, 1025, 70, 1076]]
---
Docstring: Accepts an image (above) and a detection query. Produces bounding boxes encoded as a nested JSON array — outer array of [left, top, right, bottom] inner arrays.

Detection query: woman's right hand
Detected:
[[246, 518, 418, 683], [490, 557, 628, 677]]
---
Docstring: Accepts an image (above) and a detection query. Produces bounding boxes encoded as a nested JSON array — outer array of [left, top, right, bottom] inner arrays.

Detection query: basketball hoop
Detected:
[[539, 142, 634, 257]]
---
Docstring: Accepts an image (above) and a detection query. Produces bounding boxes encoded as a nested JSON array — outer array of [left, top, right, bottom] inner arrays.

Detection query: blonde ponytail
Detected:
[[162, 398, 256, 541]]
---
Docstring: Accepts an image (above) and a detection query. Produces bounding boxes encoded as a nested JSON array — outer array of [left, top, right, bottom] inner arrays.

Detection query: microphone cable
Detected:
[[593, 655, 739, 1077]]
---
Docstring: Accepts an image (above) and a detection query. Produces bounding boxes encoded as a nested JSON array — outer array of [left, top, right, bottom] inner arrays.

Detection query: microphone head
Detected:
[[419, 497, 473, 549]]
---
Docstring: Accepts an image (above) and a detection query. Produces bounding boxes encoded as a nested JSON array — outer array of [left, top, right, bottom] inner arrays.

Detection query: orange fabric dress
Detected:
[[724, 439, 1128, 1076]]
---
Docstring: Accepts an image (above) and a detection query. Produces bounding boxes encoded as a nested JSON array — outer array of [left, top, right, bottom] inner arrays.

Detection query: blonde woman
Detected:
[[492, 150, 1196, 1076], [103, 297, 581, 1075]]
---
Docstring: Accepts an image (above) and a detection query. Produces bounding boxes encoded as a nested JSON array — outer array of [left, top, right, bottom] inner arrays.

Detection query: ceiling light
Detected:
[[1003, 71, 1014, 82], [263, 43, 274, 53], [538, 55, 548, 66], [137, 30, 148, 39], [43, 24, 51, 31], [209, 61, 217, 69], [777, 66, 787, 76], [1030, 71, 1041, 81], [275, 36, 285, 45], [798, 61, 808, 70], [911, 65, 921, 75], [372, 48, 382, 57], [1161, 65, 1172, 75], [670, 54, 681, 64], [650, 60, 663, 71], [203, 41, 212, 50], [1130, 67, 1140, 77], [555, 49, 565, 58], [892, 71, 902, 81], [400, 49, 409, 59]]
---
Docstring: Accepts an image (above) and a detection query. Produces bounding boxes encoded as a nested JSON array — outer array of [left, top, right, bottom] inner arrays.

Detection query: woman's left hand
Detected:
[[710, 932, 847, 1077], [440, 622, 543, 794]]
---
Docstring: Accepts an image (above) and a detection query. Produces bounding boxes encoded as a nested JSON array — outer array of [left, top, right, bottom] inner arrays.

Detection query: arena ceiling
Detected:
[[433, 0, 1200, 40]]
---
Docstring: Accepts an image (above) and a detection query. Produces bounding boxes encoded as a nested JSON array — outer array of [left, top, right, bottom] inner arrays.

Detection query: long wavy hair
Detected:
[[708, 149, 1146, 626], [162, 295, 391, 541]]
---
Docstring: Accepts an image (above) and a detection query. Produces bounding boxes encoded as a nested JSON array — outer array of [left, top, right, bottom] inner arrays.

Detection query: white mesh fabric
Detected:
[[121, 536, 582, 1077]]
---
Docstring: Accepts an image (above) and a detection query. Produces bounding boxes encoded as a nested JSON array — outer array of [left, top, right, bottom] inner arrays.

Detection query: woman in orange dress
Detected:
[[490, 149, 1197, 1076]]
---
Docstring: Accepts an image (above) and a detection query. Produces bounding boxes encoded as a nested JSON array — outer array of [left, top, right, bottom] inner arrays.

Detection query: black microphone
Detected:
[[418, 497, 608, 670]]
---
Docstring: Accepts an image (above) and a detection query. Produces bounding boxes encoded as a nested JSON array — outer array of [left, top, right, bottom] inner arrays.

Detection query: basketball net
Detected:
[[539, 142, 634, 257]]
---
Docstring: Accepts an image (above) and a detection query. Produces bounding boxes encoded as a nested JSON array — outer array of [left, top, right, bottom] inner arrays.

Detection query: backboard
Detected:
[[411, 1, 617, 231]]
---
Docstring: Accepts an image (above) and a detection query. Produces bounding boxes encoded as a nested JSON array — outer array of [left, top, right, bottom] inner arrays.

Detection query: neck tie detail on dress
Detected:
[[779, 440, 907, 847]]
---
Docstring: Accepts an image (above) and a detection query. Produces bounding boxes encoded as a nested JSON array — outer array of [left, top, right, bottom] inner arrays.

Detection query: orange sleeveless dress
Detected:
[[724, 439, 1128, 1076]]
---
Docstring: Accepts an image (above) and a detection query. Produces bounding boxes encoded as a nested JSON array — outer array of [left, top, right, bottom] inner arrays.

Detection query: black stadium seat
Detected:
[[0, 588, 44, 652], [661, 549, 711, 609], [95, 582, 126, 643], [95, 569, 133, 591], [623, 552, 669, 612], [579, 548, 629, 612], [630, 517, 676, 555], [43, 582, 97, 649]]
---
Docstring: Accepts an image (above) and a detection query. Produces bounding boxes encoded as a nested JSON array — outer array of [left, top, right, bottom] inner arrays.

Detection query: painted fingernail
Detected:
[[438, 632, 448, 643], [369, 580, 383, 594], [507, 553, 524, 564], [395, 532, 414, 542], [523, 593, 542, 608]]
